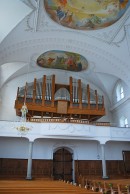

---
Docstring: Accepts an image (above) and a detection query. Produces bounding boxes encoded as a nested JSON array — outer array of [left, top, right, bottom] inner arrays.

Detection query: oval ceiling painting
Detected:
[[44, 0, 130, 30], [37, 50, 88, 72]]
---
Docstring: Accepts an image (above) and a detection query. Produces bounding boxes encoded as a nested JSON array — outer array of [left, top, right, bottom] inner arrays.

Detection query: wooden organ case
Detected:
[[15, 75, 105, 121]]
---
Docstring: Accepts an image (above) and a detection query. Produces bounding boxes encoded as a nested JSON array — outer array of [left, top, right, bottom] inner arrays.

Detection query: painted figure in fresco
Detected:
[[84, 14, 101, 29], [90, 14, 101, 25], [96, 0, 103, 4], [64, 12, 73, 26], [77, 62, 82, 71], [47, 57, 55, 65], [37, 58, 45, 67], [59, 0, 67, 7], [66, 55, 77, 70], [45, 0, 130, 30], [36, 51, 88, 72], [56, 6, 68, 21], [119, 0, 128, 9]]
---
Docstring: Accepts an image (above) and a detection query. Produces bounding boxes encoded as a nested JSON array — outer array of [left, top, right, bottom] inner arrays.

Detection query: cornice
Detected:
[[0, 121, 130, 142]]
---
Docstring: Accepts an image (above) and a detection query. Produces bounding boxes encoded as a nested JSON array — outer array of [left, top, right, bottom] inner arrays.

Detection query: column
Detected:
[[26, 141, 33, 180], [100, 144, 108, 179], [72, 154, 75, 183]]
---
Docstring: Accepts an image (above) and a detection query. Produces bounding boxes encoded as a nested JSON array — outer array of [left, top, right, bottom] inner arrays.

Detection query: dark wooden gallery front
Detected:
[[0, 150, 130, 180]]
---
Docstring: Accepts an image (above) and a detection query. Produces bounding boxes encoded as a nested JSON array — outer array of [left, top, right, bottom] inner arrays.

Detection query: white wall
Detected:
[[0, 137, 28, 159], [0, 137, 130, 160], [112, 101, 130, 127], [111, 79, 130, 127], [105, 141, 130, 160]]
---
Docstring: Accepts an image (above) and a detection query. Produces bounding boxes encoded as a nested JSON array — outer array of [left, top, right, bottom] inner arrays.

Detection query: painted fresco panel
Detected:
[[37, 50, 88, 72], [44, 0, 130, 30]]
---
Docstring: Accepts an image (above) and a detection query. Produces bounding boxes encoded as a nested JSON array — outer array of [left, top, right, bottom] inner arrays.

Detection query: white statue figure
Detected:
[[21, 103, 28, 121]]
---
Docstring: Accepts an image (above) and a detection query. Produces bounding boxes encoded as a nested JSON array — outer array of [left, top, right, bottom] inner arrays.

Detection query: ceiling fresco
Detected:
[[37, 50, 88, 72], [44, 0, 130, 30]]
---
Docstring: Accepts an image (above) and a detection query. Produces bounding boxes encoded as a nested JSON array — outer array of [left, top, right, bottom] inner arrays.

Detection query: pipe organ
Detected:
[[15, 75, 105, 121]]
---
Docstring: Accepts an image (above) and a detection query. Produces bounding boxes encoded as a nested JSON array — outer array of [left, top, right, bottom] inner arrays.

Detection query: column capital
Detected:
[[99, 140, 108, 145]]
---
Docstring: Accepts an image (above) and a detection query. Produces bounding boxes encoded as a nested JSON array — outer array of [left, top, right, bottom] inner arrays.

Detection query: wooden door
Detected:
[[53, 148, 73, 182]]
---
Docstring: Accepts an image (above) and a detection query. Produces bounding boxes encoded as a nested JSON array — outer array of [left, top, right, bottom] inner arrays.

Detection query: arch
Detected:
[[54, 87, 70, 101]]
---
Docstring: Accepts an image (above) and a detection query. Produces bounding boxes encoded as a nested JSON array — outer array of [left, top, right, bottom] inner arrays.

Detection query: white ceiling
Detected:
[[0, 0, 32, 43], [0, 0, 130, 108]]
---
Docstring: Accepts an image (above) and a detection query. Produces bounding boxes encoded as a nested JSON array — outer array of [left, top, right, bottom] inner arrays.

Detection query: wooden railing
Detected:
[[77, 175, 130, 194], [27, 117, 110, 126]]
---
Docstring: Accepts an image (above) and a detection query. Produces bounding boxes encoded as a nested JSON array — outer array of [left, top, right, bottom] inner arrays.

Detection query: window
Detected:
[[120, 116, 128, 128], [124, 118, 128, 128], [116, 83, 124, 102]]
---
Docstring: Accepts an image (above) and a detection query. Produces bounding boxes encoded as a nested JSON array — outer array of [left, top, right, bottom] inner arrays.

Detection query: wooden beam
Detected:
[[87, 84, 90, 109], [95, 90, 98, 110], [70, 77, 73, 108], [78, 79, 82, 109], [102, 96, 105, 110], [33, 78, 37, 104], [51, 74, 55, 107], [42, 75, 46, 106]]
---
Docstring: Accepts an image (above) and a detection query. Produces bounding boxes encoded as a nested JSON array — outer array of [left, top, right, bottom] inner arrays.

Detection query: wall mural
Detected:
[[44, 0, 130, 30], [37, 50, 88, 72]]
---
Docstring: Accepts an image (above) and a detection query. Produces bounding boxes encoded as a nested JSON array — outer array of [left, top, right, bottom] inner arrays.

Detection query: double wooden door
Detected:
[[53, 148, 73, 182]]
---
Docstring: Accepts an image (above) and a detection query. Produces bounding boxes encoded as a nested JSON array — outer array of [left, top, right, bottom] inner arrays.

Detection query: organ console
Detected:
[[14, 75, 105, 121]]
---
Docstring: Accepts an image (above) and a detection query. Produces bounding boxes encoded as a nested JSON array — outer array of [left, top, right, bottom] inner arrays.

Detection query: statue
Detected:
[[21, 103, 28, 121]]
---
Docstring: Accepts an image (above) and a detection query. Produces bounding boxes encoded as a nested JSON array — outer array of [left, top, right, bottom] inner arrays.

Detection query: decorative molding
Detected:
[[0, 37, 130, 82], [110, 97, 130, 112], [90, 7, 130, 44], [25, 0, 40, 31], [111, 127, 130, 139], [0, 121, 130, 141]]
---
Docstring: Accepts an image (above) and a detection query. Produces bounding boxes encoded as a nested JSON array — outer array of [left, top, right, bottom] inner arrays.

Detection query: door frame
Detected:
[[53, 146, 75, 183]]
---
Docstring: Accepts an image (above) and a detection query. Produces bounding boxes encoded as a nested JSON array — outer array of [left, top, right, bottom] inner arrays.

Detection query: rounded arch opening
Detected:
[[53, 147, 73, 182]]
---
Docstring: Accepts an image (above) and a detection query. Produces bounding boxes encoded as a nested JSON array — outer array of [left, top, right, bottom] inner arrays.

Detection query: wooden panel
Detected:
[[0, 158, 53, 179], [32, 159, 53, 178], [0, 158, 126, 180], [57, 101, 68, 114], [0, 158, 27, 178], [122, 151, 130, 173], [75, 160, 125, 180], [106, 160, 124, 177]]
